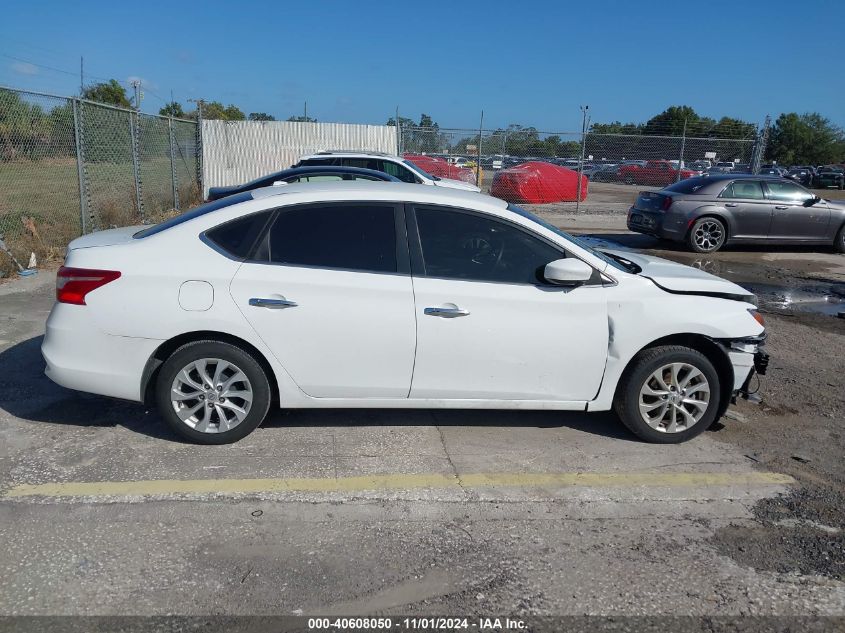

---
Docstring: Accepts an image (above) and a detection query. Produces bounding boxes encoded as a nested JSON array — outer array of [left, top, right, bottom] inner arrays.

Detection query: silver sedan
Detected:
[[627, 175, 845, 253]]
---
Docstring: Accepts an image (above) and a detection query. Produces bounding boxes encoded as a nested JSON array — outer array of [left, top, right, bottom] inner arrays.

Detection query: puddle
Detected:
[[743, 283, 845, 317]]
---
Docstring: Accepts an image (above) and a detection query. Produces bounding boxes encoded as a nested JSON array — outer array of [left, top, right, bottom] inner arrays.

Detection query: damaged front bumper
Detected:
[[723, 336, 769, 402]]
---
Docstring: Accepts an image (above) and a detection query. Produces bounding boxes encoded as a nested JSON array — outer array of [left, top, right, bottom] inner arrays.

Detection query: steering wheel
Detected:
[[461, 233, 504, 268]]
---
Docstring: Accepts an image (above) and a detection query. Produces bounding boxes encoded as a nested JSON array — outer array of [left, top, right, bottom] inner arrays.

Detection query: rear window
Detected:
[[664, 177, 708, 194], [133, 192, 254, 239]]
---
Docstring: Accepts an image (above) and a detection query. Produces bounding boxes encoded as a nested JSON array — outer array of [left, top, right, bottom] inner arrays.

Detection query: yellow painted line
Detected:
[[3, 471, 794, 499]]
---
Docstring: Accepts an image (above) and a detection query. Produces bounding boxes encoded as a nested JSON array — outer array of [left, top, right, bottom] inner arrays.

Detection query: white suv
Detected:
[[297, 151, 481, 192]]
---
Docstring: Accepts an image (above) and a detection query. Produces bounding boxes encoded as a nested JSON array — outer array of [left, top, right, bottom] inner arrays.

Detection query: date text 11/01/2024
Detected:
[[307, 617, 527, 630]]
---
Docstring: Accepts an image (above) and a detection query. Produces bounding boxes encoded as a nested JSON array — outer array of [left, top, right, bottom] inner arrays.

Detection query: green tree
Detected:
[[249, 112, 276, 121], [767, 112, 845, 166], [223, 105, 245, 120], [287, 115, 317, 122], [82, 80, 131, 108], [188, 101, 246, 121], [159, 101, 185, 118], [643, 105, 700, 136]]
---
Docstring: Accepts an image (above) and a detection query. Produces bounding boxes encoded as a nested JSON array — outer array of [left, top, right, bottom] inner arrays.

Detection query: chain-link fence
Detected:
[[0, 86, 200, 276], [399, 123, 761, 207]]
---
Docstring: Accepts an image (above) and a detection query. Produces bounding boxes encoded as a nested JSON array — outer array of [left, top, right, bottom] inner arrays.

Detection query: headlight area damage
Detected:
[[718, 333, 769, 404]]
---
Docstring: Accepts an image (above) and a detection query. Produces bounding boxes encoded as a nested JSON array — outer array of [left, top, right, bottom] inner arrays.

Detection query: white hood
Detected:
[[433, 177, 481, 192], [602, 249, 755, 300]]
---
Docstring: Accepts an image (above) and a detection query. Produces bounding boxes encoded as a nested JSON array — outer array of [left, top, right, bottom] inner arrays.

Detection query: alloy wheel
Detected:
[[693, 220, 724, 251], [638, 362, 711, 433], [170, 358, 253, 433]]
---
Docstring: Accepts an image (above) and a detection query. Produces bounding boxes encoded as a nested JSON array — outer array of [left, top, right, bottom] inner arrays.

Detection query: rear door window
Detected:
[[719, 181, 764, 200], [260, 204, 398, 273]]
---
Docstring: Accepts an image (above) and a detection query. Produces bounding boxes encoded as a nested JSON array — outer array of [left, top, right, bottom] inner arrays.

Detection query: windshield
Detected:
[[506, 204, 634, 273], [402, 159, 440, 181]]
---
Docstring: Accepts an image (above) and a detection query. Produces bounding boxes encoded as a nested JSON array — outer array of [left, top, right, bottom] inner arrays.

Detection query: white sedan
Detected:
[[43, 182, 768, 445]]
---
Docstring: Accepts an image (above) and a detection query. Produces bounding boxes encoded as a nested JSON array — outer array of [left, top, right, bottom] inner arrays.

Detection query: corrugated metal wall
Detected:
[[201, 120, 398, 196]]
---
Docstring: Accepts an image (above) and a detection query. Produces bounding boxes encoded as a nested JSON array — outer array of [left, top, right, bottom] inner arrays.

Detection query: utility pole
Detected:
[[395, 105, 401, 155], [476, 110, 484, 186], [576, 105, 590, 213], [130, 79, 142, 111], [304, 101, 307, 121], [79, 56, 84, 96], [676, 118, 687, 182]]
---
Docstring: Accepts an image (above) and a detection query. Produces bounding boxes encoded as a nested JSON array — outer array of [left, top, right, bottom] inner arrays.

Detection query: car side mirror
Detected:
[[804, 195, 821, 207], [544, 258, 594, 286]]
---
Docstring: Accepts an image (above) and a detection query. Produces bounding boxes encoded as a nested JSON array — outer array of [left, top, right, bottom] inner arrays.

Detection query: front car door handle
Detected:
[[249, 297, 298, 309], [774, 205, 790, 210], [424, 307, 470, 318], [724, 202, 738, 207]]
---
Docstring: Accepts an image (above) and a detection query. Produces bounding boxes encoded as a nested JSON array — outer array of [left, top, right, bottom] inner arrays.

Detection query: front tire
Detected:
[[613, 346, 722, 443], [688, 217, 726, 253], [155, 340, 272, 444]]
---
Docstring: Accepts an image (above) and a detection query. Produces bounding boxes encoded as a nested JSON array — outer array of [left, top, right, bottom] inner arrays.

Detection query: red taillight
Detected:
[[56, 266, 121, 305], [661, 196, 673, 210]]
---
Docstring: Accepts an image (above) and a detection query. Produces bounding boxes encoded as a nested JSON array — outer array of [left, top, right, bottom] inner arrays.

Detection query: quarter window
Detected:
[[765, 181, 814, 204], [415, 207, 563, 285], [263, 204, 397, 273], [719, 181, 764, 200], [204, 211, 272, 259]]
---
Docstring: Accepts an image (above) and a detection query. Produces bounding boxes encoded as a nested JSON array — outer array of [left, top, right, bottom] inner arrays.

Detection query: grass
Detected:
[[0, 157, 200, 277]]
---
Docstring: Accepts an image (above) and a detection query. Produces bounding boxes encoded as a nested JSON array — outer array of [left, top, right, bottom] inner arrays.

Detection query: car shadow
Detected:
[[0, 335, 637, 443]]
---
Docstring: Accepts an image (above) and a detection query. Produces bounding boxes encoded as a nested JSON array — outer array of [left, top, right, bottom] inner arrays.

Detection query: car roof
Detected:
[[258, 165, 398, 182], [248, 179, 507, 210], [300, 150, 399, 161]]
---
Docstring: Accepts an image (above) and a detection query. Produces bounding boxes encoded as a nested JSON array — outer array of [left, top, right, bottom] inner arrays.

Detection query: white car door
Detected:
[[408, 206, 609, 401], [229, 202, 416, 398]]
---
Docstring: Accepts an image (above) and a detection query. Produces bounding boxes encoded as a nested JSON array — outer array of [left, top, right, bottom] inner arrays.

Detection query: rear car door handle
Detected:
[[424, 306, 470, 318], [774, 205, 790, 210], [249, 297, 298, 309]]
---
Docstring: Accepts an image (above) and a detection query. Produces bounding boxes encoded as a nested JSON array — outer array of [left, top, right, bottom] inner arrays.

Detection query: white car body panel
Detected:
[[42, 182, 764, 420], [230, 263, 416, 398], [410, 276, 608, 400]]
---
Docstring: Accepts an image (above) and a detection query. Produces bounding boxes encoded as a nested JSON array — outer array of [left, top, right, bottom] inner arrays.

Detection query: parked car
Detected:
[[491, 161, 588, 203], [714, 161, 736, 171], [627, 175, 845, 253], [759, 166, 788, 177], [296, 150, 481, 192], [786, 168, 814, 188], [43, 181, 768, 445], [205, 166, 399, 201], [404, 154, 477, 185], [617, 160, 699, 187], [585, 164, 620, 181], [448, 156, 477, 170], [731, 163, 751, 174], [815, 166, 845, 190]]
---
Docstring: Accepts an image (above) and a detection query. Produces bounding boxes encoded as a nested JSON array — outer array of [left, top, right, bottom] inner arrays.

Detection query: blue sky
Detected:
[[1, 0, 842, 131]]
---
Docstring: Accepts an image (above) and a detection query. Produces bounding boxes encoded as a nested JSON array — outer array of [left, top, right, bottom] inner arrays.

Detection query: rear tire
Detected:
[[614, 346, 722, 444], [155, 340, 272, 444], [688, 217, 726, 253]]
